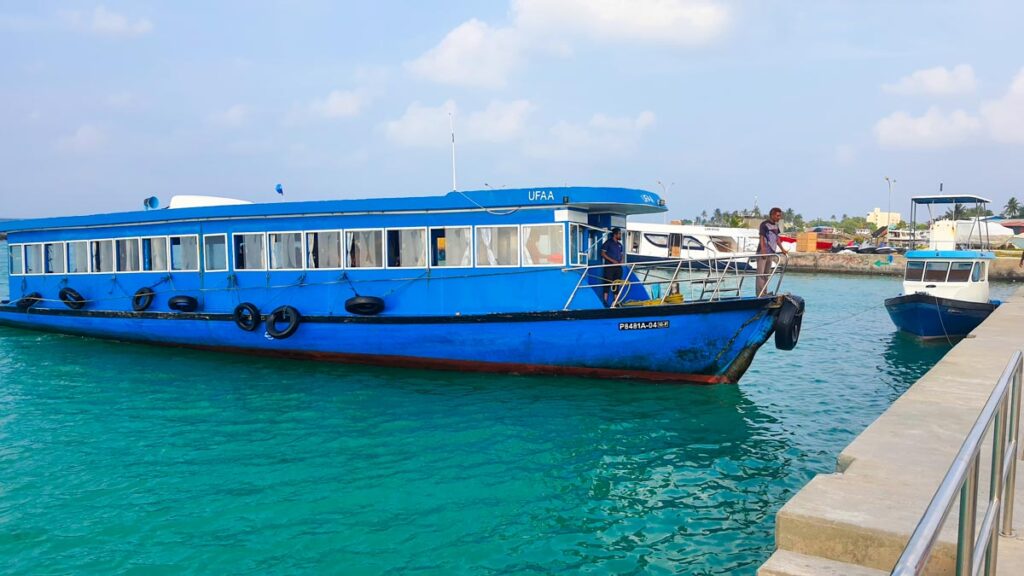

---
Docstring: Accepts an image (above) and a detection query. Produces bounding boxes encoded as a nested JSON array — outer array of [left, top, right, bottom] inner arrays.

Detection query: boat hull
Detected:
[[0, 296, 785, 384], [884, 293, 998, 339]]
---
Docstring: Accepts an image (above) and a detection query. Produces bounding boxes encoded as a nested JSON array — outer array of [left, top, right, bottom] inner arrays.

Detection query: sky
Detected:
[[2, 1, 1024, 222]]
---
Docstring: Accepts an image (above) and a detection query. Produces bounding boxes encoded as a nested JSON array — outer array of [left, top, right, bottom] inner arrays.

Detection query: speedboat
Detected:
[[884, 194, 1000, 339]]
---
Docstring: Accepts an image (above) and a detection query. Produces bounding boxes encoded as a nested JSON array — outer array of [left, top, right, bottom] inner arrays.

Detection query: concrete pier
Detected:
[[759, 286, 1024, 575], [785, 253, 1024, 281]]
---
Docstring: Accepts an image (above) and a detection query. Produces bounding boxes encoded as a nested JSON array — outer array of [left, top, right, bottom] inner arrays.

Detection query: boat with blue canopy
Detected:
[[885, 194, 1000, 339], [0, 186, 803, 383]]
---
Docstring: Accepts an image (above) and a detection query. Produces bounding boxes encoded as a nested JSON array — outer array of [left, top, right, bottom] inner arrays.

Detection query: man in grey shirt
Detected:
[[757, 207, 788, 295]]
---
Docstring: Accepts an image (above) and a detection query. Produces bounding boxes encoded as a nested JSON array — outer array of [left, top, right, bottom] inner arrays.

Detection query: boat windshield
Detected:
[[947, 262, 973, 282], [905, 260, 925, 281], [923, 261, 950, 282]]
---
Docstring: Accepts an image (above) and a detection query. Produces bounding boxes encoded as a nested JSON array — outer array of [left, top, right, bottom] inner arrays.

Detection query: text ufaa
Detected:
[[528, 190, 555, 201], [618, 320, 670, 331]]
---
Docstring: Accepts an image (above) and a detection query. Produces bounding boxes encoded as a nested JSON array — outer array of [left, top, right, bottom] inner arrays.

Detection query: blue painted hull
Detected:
[[884, 293, 998, 339], [0, 296, 783, 383]]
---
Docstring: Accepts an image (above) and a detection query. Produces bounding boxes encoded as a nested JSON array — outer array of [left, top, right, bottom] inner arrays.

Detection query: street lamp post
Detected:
[[884, 177, 896, 231]]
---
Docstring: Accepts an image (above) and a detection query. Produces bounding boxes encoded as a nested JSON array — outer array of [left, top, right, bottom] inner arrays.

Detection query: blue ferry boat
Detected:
[[885, 194, 1000, 339], [0, 187, 803, 383]]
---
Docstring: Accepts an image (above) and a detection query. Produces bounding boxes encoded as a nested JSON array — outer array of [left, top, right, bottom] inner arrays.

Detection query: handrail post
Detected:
[[1003, 354, 1023, 536], [957, 456, 979, 576], [985, 400, 1008, 575]]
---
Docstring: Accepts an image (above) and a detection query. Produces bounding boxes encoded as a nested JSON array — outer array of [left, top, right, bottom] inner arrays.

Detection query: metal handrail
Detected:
[[562, 252, 786, 310], [891, 350, 1024, 576]]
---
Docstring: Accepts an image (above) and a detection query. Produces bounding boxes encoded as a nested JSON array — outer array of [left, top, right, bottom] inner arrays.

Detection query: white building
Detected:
[[866, 207, 902, 228]]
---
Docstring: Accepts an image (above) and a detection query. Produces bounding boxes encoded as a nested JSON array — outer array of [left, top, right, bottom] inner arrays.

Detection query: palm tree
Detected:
[[1005, 197, 1020, 218], [712, 208, 722, 225], [943, 203, 964, 220]]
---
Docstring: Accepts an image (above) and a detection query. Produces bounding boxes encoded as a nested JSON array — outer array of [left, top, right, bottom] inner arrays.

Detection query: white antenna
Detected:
[[449, 112, 457, 192]]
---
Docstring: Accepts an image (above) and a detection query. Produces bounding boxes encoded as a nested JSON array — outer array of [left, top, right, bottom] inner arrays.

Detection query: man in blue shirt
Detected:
[[601, 228, 624, 305]]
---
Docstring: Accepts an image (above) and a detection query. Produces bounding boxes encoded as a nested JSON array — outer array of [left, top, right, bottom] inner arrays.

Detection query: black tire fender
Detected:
[[167, 295, 199, 313], [266, 305, 300, 339], [233, 302, 261, 332], [344, 296, 385, 316], [132, 287, 155, 312], [774, 295, 804, 351], [16, 292, 43, 310], [59, 287, 87, 310]]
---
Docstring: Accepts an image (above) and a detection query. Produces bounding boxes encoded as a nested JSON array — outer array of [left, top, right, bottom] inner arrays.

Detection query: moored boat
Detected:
[[884, 194, 999, 339], [1, 187, 803, 383]]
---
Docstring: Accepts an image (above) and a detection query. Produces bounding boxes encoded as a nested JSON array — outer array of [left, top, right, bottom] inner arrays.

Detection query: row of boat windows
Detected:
[[904, 260, 987, 283], [7, 224, 580, 275]]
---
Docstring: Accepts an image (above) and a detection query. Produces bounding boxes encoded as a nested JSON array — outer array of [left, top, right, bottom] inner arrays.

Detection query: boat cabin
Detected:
[[902, 250, 993, 304]]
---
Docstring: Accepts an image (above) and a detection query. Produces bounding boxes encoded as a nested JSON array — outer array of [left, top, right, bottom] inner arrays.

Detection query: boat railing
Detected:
[[563, 252, 786, 310], [891, 350, 1024, 576]]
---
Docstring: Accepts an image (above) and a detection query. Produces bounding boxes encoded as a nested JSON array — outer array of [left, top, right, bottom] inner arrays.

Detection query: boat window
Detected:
[[569, 224, 585, 265], [233, 233, 266, 270], [978, 262, 988, 282], [386, 228, 427, 268], [142, 237, 168, 272], [170, 236, 199, 271], [476, 226, 519, 267], [67, 241, 89, 273], [904, 261, 925, 281], [90, 240, 114, 273], [627, 230, 642, 255], [24, 244, 43, 274], [972, 262, 982, 282], [269, 232, 303, 270], [644, 233, 668, 248], [9, 245, 23, 275], [430, 226, 472, 267], [116, 238, 141, 272], [522, 224, 565, 266], [203, 235, 227, 272], [44, 243, 65, 274], [682, 236, 705, 251], [923, 261, 950, 282], [947, 262, 973, 282], [305, 231, 342, 269], [346, 230, 383, 268]]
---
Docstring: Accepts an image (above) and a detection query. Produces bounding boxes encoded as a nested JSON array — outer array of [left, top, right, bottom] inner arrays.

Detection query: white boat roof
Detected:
[[910, 194, 991, 205], [167, 195, 254, 209]]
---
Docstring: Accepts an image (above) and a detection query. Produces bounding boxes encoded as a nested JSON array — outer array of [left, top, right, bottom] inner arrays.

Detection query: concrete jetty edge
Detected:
[[759, 285, 1024, 575], [784, 252, 1024, 281]]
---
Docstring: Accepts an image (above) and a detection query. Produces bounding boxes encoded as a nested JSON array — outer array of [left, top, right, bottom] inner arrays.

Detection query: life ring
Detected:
[[233, 302, 261, 332], [16, 292, 43, 310], [345, 296, 385, 316], [58, 287, 87, 310], [167, 295, 199, 313], [132, 287, 155, 312], [774, 295, 805, 351], [266, 305, 300, 339]]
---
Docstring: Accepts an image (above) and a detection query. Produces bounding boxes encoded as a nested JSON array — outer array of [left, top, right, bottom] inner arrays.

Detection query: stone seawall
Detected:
[[758, 286, 1024, 575], [786, 252, 1024, 281]]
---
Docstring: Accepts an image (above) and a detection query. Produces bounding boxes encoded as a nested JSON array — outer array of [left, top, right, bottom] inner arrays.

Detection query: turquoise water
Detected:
[[1, 243, 1019, 574]]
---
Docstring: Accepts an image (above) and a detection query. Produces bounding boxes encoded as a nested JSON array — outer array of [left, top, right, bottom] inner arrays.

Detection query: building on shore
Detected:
[[866, 207, 902, 228]]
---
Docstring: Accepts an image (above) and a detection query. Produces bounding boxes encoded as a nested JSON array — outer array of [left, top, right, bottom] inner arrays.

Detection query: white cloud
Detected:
[[286, 90, 366, 125], [883, 64, 976, 96], [874, 107, 982, 149], [61, 6, 153, 38], [385, 100, 458, 148], [309, 90, 365, 119], [384, 99, 536, 147], [981, 68, 1024, 144], [514, 0, 730, 45], [464, 100, 535, 142], [406, 19, 523, 89], [526, 110, 656, 158], [834, 144, 857, 166], [56, 124, 106, 152], [209, 104, 252, 128]]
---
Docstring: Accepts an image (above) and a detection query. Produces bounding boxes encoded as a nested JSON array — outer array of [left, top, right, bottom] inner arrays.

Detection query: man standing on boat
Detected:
[[757, 208, 788, 296], [601, 228, 624, 305]]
